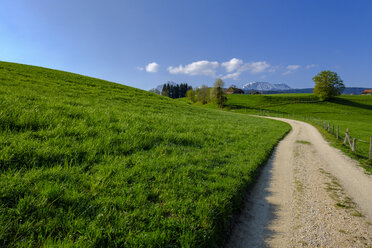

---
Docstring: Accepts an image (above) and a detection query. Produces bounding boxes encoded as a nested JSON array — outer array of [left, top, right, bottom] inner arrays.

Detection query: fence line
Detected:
[[258, 110, 372, 161], [370, 136, 372, 160]]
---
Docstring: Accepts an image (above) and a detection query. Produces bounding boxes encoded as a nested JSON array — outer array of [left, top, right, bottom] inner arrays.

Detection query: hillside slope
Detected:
[[0, 61, 290, 247]]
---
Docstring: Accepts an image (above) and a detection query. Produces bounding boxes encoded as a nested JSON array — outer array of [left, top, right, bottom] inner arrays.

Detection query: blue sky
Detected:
[[1, 0, 371, 90]]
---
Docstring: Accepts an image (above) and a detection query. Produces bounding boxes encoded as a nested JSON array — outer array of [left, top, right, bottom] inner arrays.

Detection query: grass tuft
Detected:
[[296, 140, 311, 145]]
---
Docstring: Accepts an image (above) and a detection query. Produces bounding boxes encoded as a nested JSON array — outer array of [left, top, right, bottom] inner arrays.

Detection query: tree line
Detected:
[[161, 83, 192, 99], [186, 78, 227, 108], [149, 70, 345, 110]]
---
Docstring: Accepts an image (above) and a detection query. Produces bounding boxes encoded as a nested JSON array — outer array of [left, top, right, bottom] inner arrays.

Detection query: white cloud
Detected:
[[305, 64, 318, 69], [287, 65, 301, 70], [283, 64, 300, 75], [221, 71, 241, 80], [221, 58, 243, 72], [167, 59, 271, 80], [146, 62, 160, 73], [168, 60, 219, 76], [242, 61, 271, 73], [136, 66, 144, 71], [268, 65, 281, 73], [221, 61, 271, 79]]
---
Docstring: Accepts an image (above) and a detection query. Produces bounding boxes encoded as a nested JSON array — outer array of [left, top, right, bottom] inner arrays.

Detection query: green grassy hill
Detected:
[[0, 61, 290, 247], [225, 93, 372, 168]]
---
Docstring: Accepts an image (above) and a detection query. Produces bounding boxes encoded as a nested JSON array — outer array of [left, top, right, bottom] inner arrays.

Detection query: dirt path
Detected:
[[226, 118, 372, 248]]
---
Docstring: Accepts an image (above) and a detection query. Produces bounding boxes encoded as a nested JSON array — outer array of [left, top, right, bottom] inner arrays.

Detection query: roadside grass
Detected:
[[223, 93, 372, 172], [0, 61, 290, 247]]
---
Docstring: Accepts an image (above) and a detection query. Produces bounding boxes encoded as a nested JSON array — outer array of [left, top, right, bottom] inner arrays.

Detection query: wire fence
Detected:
[[258, 110, 372, 161]]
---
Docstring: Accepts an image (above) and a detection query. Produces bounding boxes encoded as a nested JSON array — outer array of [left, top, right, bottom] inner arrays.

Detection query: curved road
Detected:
[[226, 117, 372, 247]]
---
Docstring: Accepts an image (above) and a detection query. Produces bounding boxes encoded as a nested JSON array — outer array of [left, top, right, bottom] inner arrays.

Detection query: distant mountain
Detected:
[[242, 81, 291, 92], [261, 87, 370, 95], [262, 88, 313, 94], [273, 83, 292, 90]]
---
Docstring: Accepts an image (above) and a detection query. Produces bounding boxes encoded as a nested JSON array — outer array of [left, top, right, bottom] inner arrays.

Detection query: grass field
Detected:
[[224, 93, 372, 170], [0, 61, 290, 247]]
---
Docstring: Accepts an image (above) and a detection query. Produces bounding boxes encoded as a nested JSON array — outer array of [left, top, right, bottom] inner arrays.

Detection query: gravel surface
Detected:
[[226, 118, 372, 248]]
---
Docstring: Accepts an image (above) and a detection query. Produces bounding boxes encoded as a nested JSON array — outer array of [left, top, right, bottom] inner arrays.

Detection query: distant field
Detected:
[[0, 61, 290, 247], [225, 93, 372, 168]]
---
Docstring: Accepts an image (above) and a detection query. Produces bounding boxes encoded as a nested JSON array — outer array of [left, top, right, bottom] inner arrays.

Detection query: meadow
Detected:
[[224, 93, 372, 170], [0, 61, 290, 247]]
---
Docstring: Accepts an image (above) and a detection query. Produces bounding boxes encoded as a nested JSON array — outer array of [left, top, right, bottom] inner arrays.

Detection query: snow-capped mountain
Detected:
[[242, 81, 291, 92]]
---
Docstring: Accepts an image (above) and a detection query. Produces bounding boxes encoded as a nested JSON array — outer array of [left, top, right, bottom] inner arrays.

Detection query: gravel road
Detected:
[[226, 118, 372, 248]]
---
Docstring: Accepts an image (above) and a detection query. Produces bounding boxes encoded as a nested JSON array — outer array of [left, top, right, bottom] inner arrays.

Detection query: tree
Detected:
[[180, 83, 187, 97], [174, 85, 180, 98], [161, 84, 168, 97], [313, 70, 345, 101], [169, 84, 174, 98], [211, 78, 226, 108], [197, 85, 208, 104], [166, 83, 171, 97], [186, 89, 196, 102]]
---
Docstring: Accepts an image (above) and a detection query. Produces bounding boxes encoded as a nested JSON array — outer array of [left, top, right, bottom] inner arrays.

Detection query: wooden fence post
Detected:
[[336, 125, 339, 140], [327, 122, 330, 132], [344, 128, 349, 145], [352, 138, 356, 152], [343, 128, 353, 148], [370, 136, 372, 160]]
